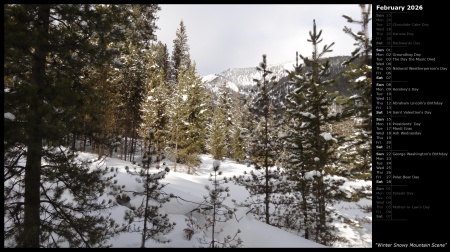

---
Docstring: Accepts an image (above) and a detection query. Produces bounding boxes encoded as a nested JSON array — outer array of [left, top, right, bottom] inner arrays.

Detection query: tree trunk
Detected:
[[129, 134, 134, 162], [132, 137, 137, 162], [72, 133, 76, 150], [83, 135, 87, 152], [120, 138, 123, 160], [124, 136, 128, 161], [20, 4, 50, 248], [22, 116, 43, 248], [98, 144, 103, 159], [263, 82, 270, 225]]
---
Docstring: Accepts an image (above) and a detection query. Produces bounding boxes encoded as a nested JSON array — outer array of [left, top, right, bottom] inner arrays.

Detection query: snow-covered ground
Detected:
[[76, 151, 372, 248]]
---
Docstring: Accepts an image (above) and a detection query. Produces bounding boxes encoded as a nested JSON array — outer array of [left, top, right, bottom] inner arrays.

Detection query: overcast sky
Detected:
[[154, 4, 371, 76]]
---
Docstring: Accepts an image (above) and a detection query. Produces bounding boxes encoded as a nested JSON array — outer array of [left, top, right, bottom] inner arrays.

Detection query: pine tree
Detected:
[[4, 4, 160, 247], [123, 131, 175, 247], [191, 161, 243, 248], [341, 4, 373, 180], [337, 4, 373, 237], [166, 74, 188, 172], [140, 42, 172, 169], [283, 20, 347, 246], [239, 95, 257, 163], [153, 41, 171, 82], [231, 87, 250, 162], [168, 63, 210, 173], [208, 81, 238, 160], [108, 48, 141, 162], [170, 20, 191, 82], [217, 82, 234, 157], [209, 105, 227, 160], [235, 54, 284, 225], [166, 20, 209, 173], [82, 64, 122, 158]]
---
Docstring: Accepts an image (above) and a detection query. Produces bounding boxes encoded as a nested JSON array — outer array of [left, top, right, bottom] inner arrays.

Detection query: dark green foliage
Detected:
[[123, 130, 174, 247], [168, 63, 210, 173], [340, 4, 373, 180], [235, 55, 285, 225], [206, 81, 246, 162], [4, 4, 160, 247], [165, 21, 210, 173], [282, 20, 347, 246], [4, 146, 126, 247], [170, 20, 191, 81], [124, 167, 174, 246], [140, 42, 174, 171], [209, 106, 227, 160]]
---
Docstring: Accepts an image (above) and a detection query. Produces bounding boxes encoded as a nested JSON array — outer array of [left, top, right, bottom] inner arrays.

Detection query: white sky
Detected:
[[75, 151, 372, 248], [155, 4, 372, 76]]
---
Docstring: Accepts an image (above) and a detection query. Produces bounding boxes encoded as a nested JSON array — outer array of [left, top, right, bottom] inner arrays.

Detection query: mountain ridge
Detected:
[[202, 55, 356, 100]]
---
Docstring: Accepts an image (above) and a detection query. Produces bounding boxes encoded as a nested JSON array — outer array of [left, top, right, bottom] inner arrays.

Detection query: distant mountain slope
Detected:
[[202, 56, 357, 102]]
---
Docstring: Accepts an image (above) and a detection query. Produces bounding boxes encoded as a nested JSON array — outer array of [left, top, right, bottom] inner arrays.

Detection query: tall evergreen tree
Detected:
[[4, 4, 160, 247], [229, 125, 245, 162], [115, 44, 149, 162], [217, 82, 234, 158], [283, 20, 347, 245], [208, 80, 247, 162], [81, 64, 122, 158], [166, 73, 188, 172], [341, 4, 373, 180], [153, 41, 171, 82], [140, 43, 172, 169], [170, 20, 191, 82], [235, 55, 284, 225], [123, 131, 175, 247], [168, 63, 210, 173], [209, 105, 227, 160], [208, 81, 236, 160], [192, 161, 243, 248], [141, 75, 166, 166]]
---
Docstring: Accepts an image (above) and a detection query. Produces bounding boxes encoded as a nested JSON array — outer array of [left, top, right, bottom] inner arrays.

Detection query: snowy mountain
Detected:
[[202, 55, 354, 100], [202, 60, 294, 96]]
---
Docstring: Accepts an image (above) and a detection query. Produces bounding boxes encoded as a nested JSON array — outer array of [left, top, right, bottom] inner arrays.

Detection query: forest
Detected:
[[4, 4, 372, 248]]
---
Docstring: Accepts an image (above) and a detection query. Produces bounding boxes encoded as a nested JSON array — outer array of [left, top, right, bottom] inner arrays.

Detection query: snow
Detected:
[[75, 152, 371, 248], [202, 74, 218, 83], [283, 62, 296, 72], [5, 146, 371, 248], [212, 160, 221, 169], [225, 81, 239, 92], [305, 170, 322, 179], [4, 112, 15, 121], [355, 76, 367, 82], [299, 112, 316, 119], [320, 132, 338, 143]]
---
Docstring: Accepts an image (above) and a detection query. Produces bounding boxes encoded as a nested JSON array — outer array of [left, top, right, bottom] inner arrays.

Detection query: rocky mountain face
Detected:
[[202, 56, 357, 106]]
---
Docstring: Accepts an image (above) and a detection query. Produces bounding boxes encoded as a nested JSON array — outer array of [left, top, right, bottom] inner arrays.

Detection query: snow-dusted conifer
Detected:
[[340, 4, 373, 181], [4, 4, 160, 247], [141, 42, 172, 169], [168, 63, 210, 174], [189, 161, 243, 248], [170, 20, 191, 82], [283, 20, 347, 246], [209, 105, 227, 160], [123, 131, 175, 247], [235, 54, 284, 225]]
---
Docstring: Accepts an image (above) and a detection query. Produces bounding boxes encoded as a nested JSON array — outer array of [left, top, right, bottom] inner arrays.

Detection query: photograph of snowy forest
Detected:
[[4, 4, 372, 248]]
